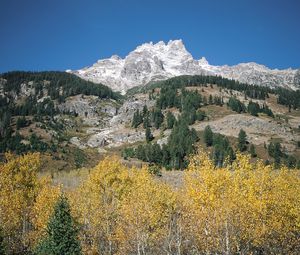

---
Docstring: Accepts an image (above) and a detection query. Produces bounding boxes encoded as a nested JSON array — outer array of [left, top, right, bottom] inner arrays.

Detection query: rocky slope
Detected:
[[70, 40, 300, 93]]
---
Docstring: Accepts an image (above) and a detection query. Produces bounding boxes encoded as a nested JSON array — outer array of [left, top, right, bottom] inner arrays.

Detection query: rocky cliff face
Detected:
[[70, 40, 300, 93]]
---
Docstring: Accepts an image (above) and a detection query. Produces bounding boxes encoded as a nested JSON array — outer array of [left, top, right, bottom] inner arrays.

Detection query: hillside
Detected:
[[0, 71, 121, 170], [1, 72, 299, 174]]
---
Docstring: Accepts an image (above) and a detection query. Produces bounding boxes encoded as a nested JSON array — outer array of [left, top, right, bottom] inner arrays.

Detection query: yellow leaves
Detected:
[[181, 150, 300, 254], [72, 157, 177, 254], [71, 156, 133, 253], [0, 153, 42, 253], [0, 152, 40, 225], [1, 152, 299, 254], [115, 167, 176, 254], [29, 179, 61, 246]]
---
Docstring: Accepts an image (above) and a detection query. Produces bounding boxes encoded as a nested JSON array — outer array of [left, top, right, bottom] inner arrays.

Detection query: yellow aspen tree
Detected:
[[0, 153, 41, 254], [115, 168, 176, 255], [182, 150, 300, 255], [71, 157, 133, 254], [182, 151, 234, 254], [29, 178, 61, 247]]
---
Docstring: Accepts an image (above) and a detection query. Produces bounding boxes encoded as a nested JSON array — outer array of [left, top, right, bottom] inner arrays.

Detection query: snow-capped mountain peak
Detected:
[[199, 57, 209, 66], [70, 40, 300, 93]]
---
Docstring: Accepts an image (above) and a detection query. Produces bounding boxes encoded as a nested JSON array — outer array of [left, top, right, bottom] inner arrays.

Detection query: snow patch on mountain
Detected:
[[69, 40, 299, 93]]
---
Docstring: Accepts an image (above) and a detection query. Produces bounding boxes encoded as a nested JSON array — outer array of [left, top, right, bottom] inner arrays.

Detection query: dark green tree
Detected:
[[166, 111, 176, 129], [208, 95, 213, 105], [249, 144, 257, 157], [247, 101, 260, 116], [142, 105, 148, 117], [268, 141, 283, 167], [132, 109, 143, 128], [285, 155, 296, 168], [196, 110, 206, 121], [228, 97, 246, 113], [226, 146, 236, 163], [74, 148, 87, 169], [203, 125, 213, 147], [152, 108, 164, 129], [35, 195, 82, 255], [136, 145, 146, 161], [145, 127, 154, 143], [143, 115, 149, 129], [16, 116, 27, 130], [238, 129, 247, 152]]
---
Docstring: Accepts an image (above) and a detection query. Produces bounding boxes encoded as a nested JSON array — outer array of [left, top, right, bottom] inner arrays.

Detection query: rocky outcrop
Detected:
[[192, 114, 300, 151], [87, 128, 145, 148], [110, 95, 155, 126]]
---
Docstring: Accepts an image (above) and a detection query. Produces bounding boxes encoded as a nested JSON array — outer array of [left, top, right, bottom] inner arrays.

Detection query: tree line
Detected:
[[0, 71, 120, 100], [138, 74, 300, 109]]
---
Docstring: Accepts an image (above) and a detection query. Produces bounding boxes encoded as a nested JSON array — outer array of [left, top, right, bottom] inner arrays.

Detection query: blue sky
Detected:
[[0, 0, 299, 73]]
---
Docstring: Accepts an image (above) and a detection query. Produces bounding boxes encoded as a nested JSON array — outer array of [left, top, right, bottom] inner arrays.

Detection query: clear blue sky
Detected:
[[1, 0, 299, 73]]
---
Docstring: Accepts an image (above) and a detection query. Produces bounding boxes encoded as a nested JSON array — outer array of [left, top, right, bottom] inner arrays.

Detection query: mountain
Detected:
[[69, 39, 300, 93]]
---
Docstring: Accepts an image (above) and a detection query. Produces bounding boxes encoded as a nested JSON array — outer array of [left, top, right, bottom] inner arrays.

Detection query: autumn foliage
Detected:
[[0, 152, 299, 254]]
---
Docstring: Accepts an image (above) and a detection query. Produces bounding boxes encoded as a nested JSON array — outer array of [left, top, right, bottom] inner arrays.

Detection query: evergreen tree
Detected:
[[228, 97, 246, 113], [238, 129, 247, 152], [226, 146, 236, 163], [268, 141, 283, 167], [136, 145, 146, 161], [204, 125, 213, 147], [196, 110, 206, 121], [167, 118, 198, 169], [35, 195, 81, 255], [249, 144, 257, 157], [143, 115, 149, 129], [145, 127, 153, 143], [16, 116, 27, 130], [152, 108, 164, 129], [132, 109, 143, 128], [247, 101, 260, 116], [285, 155, 296, 168], [142, 105, 148, 117], [208, 95, 213, 105], [166, 111, 176, 129]]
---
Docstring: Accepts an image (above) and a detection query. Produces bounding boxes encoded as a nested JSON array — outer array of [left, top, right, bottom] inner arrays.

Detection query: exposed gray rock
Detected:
[[110, 95, 155, 126], [70, 137, 87, 149], [87, 127, 145, 148], [71, 39, 300, 92], [58, 95, 118, 119], [192, 114, 300, 151]]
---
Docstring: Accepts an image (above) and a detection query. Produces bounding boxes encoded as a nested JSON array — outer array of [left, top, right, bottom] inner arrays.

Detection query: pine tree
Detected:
[[204, 125, 213, 147], [268, 141, 283, 167], [145, 127, 153, 143], [238, 129, 247, 152], [152, 108, 164, 129], [250, 144, 257, 157], [166, 111, 176, 129], [208, 95, 213, 105], [35, 195, 81, 255], [142, 105, 148, 117], [143, 115, 149, 129], [132, 110, 142, 128], [273, 142, 282, 167]]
